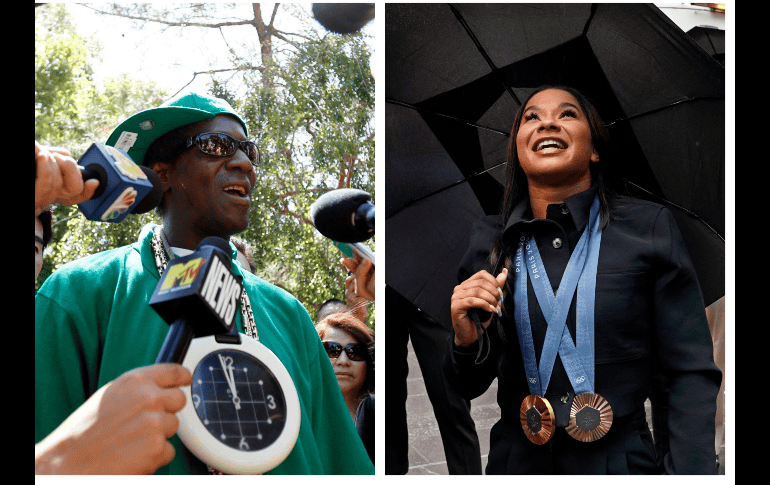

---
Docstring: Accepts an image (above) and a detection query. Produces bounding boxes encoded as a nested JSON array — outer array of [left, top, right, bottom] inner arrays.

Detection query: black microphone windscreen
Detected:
[[310, 188, 372, 243], [198, 236, 233, 262], [312, 3, 374, 34]]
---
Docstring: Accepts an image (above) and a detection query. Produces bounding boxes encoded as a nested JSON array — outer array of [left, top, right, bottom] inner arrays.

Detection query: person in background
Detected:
[[36, 207, 52, 283], [317, 298, 352, 324], [385, 285, 483, 475], [229, 235, 257, 274], [317, 312, 375, 465]]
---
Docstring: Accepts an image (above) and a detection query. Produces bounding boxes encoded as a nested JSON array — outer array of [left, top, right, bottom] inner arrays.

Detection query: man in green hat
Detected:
[[35, 92, 374, 475]]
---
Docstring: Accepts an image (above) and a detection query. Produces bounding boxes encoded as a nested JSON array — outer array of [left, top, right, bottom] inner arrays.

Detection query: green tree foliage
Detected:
[[35, 4, 375, 329], [35, 4, 169, 289], [35, 3, 97, 146]]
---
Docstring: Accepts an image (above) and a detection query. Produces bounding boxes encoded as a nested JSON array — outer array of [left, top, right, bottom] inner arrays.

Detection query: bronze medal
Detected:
[[520, 395, 555, 445], [565, 392, 613, 442]]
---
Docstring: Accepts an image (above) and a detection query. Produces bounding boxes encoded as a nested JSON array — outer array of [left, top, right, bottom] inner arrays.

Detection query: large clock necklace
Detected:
[[151, 226, 301, 474]]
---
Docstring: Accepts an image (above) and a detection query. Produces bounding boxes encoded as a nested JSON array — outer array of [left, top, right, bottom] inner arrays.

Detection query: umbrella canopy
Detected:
[[687, 26, 725, 66], [386, 3, 725, 328]]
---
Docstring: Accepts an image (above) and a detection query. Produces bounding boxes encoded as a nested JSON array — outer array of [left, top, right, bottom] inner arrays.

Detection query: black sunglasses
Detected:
[[175, 132, 260, 166], [323, 341, 368, 362]]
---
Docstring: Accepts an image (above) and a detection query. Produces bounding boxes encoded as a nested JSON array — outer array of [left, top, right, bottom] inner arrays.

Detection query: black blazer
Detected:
[[442, 185, 721, 474]]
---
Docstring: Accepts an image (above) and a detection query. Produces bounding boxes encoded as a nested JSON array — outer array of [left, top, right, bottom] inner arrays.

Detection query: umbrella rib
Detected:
[[448, 3, 521, 106], [386, 160, 508, 220], [581, 4, 599, 37], [623, 180, 725, 242], [387, 159, 724, 243], [385, 98, 510, 136], [389, 174, 725, 243], [604, 95, 724, 127], [704, 30, 717, 55], [387, 94, 722, 132]]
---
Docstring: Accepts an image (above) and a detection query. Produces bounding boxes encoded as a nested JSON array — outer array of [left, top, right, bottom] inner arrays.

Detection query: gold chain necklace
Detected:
[[151, 225, 258, 340]]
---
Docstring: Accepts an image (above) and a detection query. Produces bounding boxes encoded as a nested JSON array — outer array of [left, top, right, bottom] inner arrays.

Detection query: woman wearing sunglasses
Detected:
[[316, 312, 375, 464], [35, 92, 374, 475]]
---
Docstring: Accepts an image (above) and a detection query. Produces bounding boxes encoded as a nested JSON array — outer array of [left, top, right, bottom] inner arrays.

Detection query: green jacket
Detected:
[[35, 224, 373, 475]]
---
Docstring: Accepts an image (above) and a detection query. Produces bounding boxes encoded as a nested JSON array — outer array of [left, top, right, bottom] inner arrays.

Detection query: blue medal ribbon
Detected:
[[512, 195, 602, 397]]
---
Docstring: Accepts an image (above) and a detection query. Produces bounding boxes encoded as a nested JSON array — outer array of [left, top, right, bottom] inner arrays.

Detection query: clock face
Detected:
[[178, 335, 301, 474], [191, 349, 288, 452]]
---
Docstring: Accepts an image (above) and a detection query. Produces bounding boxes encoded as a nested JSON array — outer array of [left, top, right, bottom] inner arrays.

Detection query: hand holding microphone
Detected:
[[76, 143, 163, 222], [35, 141, 99, 216], [450, 269, 508, 348], [36, 140, 163, 220], [34, 363, 192, 475], [342, 254, 374, 302], [310, 188, 375, 302]]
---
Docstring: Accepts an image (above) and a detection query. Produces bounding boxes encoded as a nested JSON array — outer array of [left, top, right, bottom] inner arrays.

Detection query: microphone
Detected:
[[76, 143, 163, 222], [150, 237, 242, 364], [310, 188, 374, 243], [312, 3, 374, 34]]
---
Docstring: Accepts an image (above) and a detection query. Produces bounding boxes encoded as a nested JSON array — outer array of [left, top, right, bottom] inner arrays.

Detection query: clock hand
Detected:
[[218, 354, 241, 410]]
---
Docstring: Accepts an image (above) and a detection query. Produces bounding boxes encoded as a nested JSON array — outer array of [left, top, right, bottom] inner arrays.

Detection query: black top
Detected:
[[442, 185, 721, 474], [355, 394, 375, 466]]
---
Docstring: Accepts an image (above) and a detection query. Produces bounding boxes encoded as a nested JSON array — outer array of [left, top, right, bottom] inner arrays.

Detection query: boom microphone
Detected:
[[312, 3, 374, 34], [76, 143, 163, 222], [310, 188, 374, 243], [150, 237, 242, 364]]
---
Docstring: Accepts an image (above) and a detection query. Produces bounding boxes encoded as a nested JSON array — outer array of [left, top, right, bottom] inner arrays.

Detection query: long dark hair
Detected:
[[491, 85, 626, 275]]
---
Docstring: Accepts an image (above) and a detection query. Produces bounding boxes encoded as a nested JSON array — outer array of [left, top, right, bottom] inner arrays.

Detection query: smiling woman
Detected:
[[515, 89, 600, 219], [501, 86, 619, 230], [445, 85, 721, 474]]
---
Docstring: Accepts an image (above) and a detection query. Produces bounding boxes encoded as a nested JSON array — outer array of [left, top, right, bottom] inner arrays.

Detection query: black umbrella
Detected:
[[385, 3, 725, 329], [687, 26, 725, 66]]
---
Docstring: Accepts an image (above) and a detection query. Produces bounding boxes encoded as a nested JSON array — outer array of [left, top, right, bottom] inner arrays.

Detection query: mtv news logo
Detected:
[[159, 257, 206, 292], [157, 254, 242, 325]]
